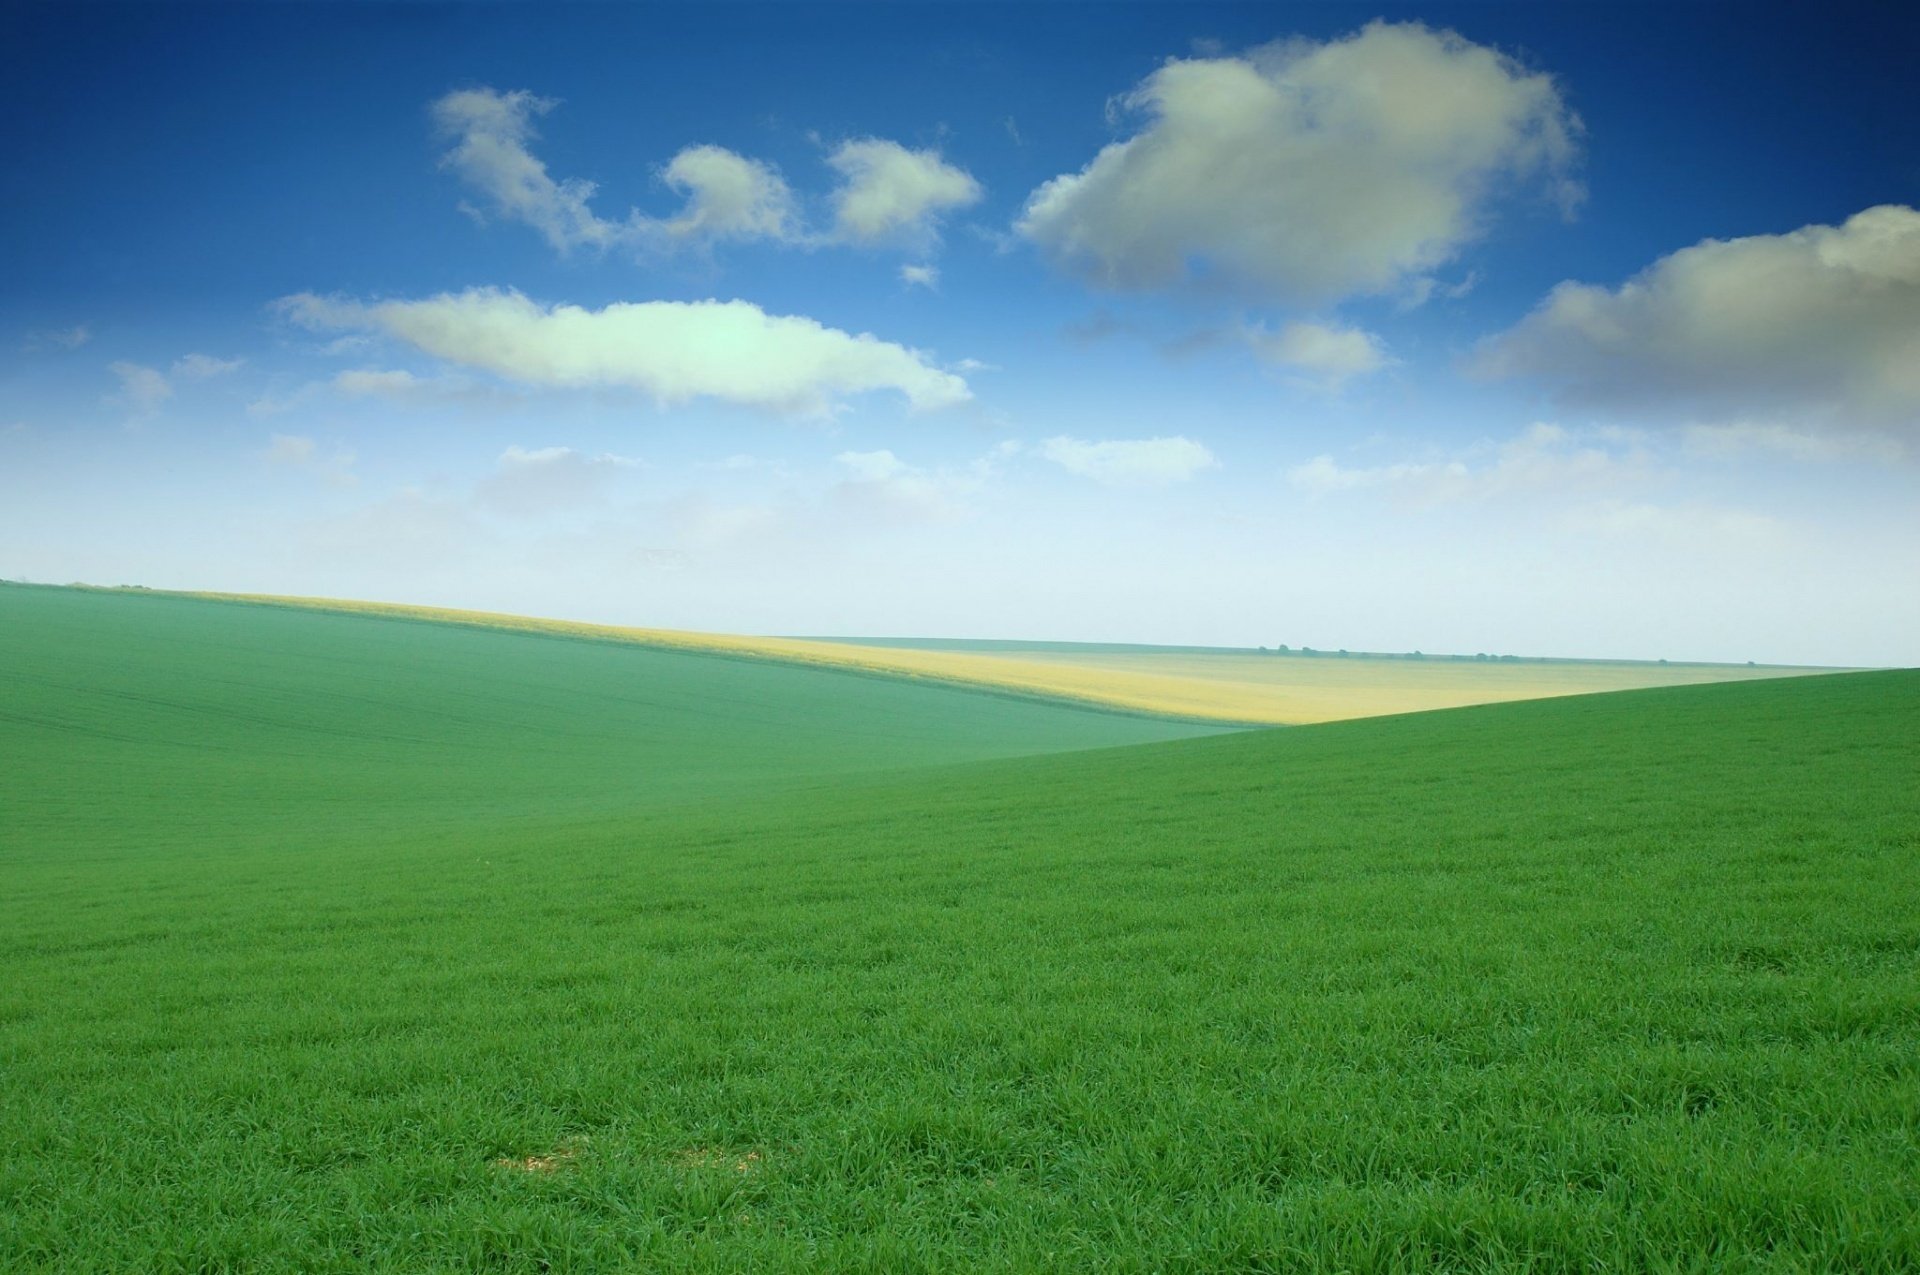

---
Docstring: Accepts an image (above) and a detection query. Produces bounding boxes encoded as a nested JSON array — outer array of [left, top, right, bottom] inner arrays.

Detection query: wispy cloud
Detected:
[[1682, 422, 1906, 464], [1287, 423, 1646, 505], [264, 433, 357, 487], [434, 88, 980, 262], [1039, 435, 1218, 486], [24, 324, 91, 351], [476, 444, 642, 517], [107, 361, 172, 415], [173, 353, 243, 379], [432, 87, 799, 255]]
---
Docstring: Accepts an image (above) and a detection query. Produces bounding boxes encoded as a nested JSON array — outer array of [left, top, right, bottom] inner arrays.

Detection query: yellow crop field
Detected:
[[158, 589, 1842, 725]]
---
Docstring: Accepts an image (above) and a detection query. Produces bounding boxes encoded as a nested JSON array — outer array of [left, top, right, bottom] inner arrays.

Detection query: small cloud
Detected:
[[263, 432, 357, 486], [328, 366, 522, 412], [835, 449, 911, 482], [827, 139, 982, 247], [965, 438, 1024, 480], [173, 353, 243, 379], [1246, 320, 1391, 387], [107, 361, 172, 414], [1039, 435, 1218, 486], [247, 385, 319, 419], [656, 144, 799, 247], [1561, 498, 1790, 548], [106, 354, 240, 417], [1682, 422, 1905, 464], [900, 264, 940, 289], [431, 87, 799, 256], [24, 324, 91, 351], [334, 368, 426, 398], [500, 443, 639, 469], [1287, 422, 1646, 505], [1062, 310, 1142, 344], [1399, 271, 1479, 309], [831, 448, 968, 520], [432, 87, 623, 254], [265, 433, 316, 465], [477, 444, 640, 517]]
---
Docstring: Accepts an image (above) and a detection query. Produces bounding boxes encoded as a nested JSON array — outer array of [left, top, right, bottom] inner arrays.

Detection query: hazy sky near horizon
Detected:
[[3, 1, 1917, 665]]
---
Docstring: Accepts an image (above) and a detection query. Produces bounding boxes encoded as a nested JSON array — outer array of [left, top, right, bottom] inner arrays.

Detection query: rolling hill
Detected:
[[99, 586, 1841, 725], [1, 582, 1914, 1271]]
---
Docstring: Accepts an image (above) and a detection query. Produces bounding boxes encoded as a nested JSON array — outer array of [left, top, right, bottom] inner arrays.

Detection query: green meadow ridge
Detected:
[[2, 584, 1917, 1271]]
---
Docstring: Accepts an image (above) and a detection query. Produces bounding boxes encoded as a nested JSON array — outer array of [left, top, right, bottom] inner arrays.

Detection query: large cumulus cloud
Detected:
[[1018, 21, 1580, 302], [1476, 204, 1920, 435]]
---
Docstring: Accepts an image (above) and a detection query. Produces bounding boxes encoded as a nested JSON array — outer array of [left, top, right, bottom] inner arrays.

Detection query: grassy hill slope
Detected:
[[2, 585, 1915, 1271], [95, 586, 1841, 725], [0, 583, 1228, 858]]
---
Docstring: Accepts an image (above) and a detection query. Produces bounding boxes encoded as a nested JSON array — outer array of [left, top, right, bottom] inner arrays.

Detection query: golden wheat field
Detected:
[[141, 590, 1844, 725]]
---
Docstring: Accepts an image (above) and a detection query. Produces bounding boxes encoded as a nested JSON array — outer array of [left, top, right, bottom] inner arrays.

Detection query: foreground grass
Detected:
[[143, 586, 1835, 725], [2, 587, 1916, 1271]]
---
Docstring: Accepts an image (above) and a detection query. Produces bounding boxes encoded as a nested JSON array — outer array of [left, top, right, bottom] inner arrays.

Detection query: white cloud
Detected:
[[431, 87, 797, 255], [1287, 423, 1644, 504], [1039, 435, 1218, 486], [265, 434, 315, 465], [657, 145, 798, 245], [1682, 422, 1906, 464], [478, 444, 640, 517], [835, 449, 911, 482], [831, 448, 969, 520], [280, 288, 971, 416], [1561, 498, 1789, 547], [263, 433, 357, 486], [432, 89, 985, 261], [433, 88, 617, 252], [105, 353, 239, 416], [246, 391, 307, 420], [25, 324, 90, 351], [900, 264, 940, 289], [1476, 205, 1920, 435], [1247, 320, 1390, 386], [1018, 21, 1579, 301], [334, 368, 426, 398], [828, 139, 982, 246], [503, 444, 638, 469], [328, 367, 521, 411], [107, 361, 172, 413], [172, 353, 243, 379]]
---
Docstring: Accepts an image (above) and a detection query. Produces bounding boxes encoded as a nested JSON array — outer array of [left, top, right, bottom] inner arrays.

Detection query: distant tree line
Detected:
[[1255, 644, 1533, 662]]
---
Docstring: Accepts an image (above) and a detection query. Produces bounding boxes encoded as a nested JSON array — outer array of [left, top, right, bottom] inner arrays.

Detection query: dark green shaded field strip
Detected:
[[1, 584, 1916, 1271], [0, 584, 1229, 860]]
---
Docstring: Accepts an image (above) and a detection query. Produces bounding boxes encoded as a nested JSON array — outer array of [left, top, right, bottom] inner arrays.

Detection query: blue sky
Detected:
[[3, 1, 1917, 664]]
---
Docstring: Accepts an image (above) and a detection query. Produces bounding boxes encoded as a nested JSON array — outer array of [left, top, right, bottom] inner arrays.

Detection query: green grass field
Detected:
[[3, 583, 1916, 1271]]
